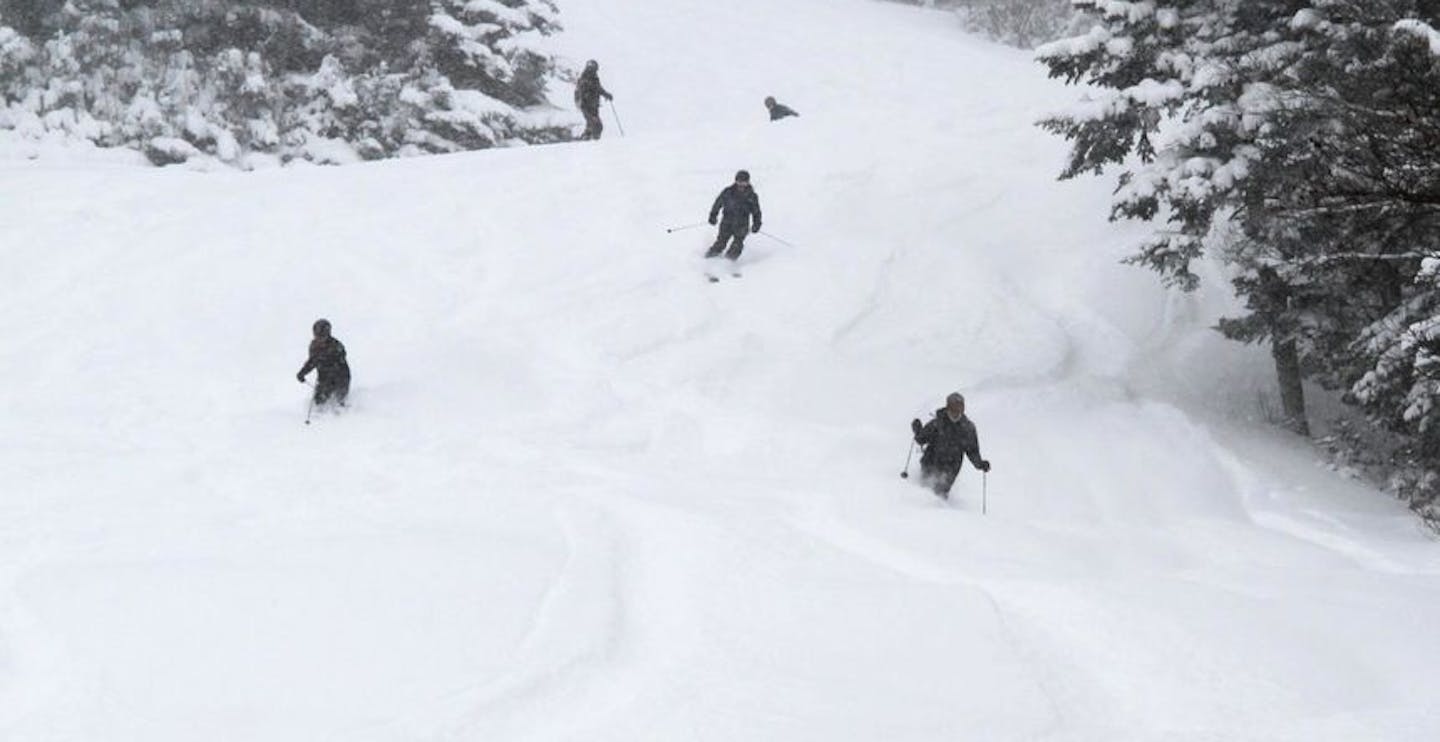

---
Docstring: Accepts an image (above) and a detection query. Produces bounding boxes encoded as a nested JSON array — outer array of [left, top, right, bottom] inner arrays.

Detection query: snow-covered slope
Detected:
[[3, 0, 1439, 740]]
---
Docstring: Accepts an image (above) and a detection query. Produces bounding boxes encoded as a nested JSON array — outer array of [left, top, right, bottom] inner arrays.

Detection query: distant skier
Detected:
[[764, 96, 799, 121], [297, 318, 350, 408], [574, 60, 613, 140], [706, 170, 762, 260], [911, 393, 990, 499]]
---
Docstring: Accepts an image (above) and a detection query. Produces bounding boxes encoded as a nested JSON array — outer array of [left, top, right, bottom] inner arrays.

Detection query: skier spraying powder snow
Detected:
[[911, 393, 990, 499], [706, 170, 763, 261], [297, 319, 350, 408]]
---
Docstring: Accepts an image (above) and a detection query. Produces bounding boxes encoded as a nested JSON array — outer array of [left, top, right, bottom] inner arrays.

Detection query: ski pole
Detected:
[[665, 223, 708, 233], [982, 471, 988, 515], [609, 100, 625, 137], [758, 231, 796, 247], [901, 441, 915, 479], [303, 381, 316, 425]]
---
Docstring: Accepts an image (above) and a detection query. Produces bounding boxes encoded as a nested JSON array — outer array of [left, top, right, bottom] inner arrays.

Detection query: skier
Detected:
[[574, 60, 613, 140], [911, 393, 990, 499], [297, 318, 350, 408], [764, 96, 799, 121], [705, 170, 762, 260]]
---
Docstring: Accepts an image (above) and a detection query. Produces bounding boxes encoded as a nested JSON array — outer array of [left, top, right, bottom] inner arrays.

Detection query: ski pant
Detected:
[[314, 367, 351, 407], [920, 459, 961, 497], [580, 107, 603, 140], [706, 223, 748, 260]]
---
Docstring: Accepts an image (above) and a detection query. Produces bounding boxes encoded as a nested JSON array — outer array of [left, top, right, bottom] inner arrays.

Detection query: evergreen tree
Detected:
[[0, 0, 574, 164], [424, 0, 561, 107], [1040, 0, 1327, 433], [1040, 1, 1440, 519]]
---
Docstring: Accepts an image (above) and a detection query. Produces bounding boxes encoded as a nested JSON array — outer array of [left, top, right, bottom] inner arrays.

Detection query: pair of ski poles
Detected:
[[902, 441, 988, 514], [665, 223, 798, 247]]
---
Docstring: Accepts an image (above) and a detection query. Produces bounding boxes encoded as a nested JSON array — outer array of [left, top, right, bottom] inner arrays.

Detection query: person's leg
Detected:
[[724, 232, 747, 260], [934, 466, 960, 499], [706, 225, 734, 257], [581, 109, 599, 139], [919, 459, 941, 493], [587, 109, 604, 139], [334, 370, 351, 407]]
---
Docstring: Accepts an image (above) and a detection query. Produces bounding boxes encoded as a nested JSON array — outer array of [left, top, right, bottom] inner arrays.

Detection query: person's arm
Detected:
[[750, 191, 762, 232], [709, 189, 725, 223], [600, 78, 612, 100], [965, 423, 988, 470], [298, 345, 318, 381], [914, 417, 936, 445]]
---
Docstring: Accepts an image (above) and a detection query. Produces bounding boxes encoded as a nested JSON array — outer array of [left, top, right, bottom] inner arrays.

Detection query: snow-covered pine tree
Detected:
[[0, 12, 35, 89], [1040, 1, 1440, 516], [412, 0, 566, 150], [1318, 9, 1440, 521], [951, 0, 1079, 48], [0, 0, 573, 163], [425, 0, 560, 106], [211, 47, 283, 160], [32, 0, 134, 144], [1039, 0, 1330, 434]]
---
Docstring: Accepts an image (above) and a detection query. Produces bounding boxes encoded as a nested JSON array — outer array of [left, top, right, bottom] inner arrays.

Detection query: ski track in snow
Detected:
[[3, 0, 1440, 739]]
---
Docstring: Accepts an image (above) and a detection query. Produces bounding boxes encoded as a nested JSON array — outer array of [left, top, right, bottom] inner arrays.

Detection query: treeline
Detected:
[[890, 0, 1081, 48], [0, 0, 571, 166], [1041, 1, 1440, 526]]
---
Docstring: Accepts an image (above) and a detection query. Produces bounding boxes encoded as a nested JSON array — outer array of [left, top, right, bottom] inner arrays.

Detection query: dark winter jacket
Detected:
[[709, 185, 762, 231], [300, 336, 349, 381], [916, 409, 983, 469], [574, 70, 610, 112], [768, 103, 799, 121]]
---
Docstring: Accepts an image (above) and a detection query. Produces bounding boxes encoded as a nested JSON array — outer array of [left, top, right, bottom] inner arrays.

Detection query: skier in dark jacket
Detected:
[[911, 392, 990, 498], [297, 318, 350, 407], [764, 96, 799, 121], [705, 170, 762, 260], [574, 60, 613, 140]]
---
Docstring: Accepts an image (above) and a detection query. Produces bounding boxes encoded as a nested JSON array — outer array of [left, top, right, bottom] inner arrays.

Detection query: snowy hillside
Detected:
[[4, 0, 1440, 740]]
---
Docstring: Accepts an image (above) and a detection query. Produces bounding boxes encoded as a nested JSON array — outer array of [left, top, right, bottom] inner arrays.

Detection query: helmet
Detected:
[[734, 169, 751, 183], [764, 96, 776, 107], [585, 59, 598, 71], [313, 318, 332, 337]]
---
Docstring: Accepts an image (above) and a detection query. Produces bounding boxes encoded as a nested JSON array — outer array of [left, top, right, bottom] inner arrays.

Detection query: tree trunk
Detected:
[[1272, 335, 1310, 436]]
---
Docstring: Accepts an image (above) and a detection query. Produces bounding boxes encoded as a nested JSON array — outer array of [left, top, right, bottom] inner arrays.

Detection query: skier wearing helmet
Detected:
[[706, 170, 763, 261], [574, 59, 613, 140], [297, 319, 350, 407]]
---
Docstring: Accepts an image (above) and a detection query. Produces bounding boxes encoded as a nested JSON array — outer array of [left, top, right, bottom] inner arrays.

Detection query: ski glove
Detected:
[[297, 372, 306, 383], [911, 419, 923, 437], [978, 460, 991, 473], [708, 215, 718, 225], [752, 223, 762, 234], [604, 92, 614, 101]]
